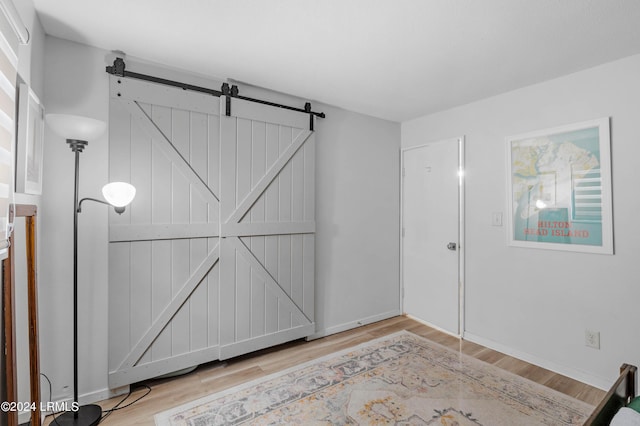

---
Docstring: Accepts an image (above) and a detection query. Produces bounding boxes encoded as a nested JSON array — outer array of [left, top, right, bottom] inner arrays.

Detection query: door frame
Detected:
[[400, 136, 465, 337]]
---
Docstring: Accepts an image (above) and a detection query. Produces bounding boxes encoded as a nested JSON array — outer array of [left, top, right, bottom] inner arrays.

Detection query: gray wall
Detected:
[[402, 53, 640, 389], [39, 37, 400, 402], [313, 106, 401, 337], [41, 36, 112, 404]]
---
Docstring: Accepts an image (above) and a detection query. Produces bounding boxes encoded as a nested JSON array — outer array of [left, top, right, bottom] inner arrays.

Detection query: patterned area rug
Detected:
[[155, 331, 594, 425]]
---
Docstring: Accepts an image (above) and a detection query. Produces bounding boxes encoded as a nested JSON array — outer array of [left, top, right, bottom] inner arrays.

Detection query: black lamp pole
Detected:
[[56, 139, 102, 426]]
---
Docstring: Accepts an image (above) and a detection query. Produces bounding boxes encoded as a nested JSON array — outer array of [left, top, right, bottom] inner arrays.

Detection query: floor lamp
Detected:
[[46, 114, 136, 426]]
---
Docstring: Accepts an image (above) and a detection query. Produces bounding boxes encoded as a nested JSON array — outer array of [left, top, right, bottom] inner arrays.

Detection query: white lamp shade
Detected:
[[102, 182, 136, 208], [46, 114, 107, 141]]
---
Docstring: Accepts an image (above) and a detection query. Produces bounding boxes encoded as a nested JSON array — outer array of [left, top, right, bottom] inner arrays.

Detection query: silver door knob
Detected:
[[447, 242, 457, 251]]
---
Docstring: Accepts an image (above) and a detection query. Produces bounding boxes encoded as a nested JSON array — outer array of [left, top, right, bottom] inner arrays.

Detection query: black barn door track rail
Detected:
[[106, 57, 325, 130]]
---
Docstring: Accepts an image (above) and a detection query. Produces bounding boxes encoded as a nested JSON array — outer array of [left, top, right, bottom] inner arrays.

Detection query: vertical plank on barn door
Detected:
[[250, 121, 266, 338], [189, 111, 210, 351], [108, 99, 132, 372], [207, 114, 221, 346], [130, 102, 153, 366], [108, 76, 221, 388], [264, 123, 280, 335], [235, 118, 252, 342], [219, 97, 316, 360], [278, 126, 292, 330], [170, 108, 191, 357], [150, 105, 172, 362]]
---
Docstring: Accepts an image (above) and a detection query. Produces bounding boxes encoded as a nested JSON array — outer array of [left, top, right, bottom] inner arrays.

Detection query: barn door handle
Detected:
[[447, 242, 457, 251]]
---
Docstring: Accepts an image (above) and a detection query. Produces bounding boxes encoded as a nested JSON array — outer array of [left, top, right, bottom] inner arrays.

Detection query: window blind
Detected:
[[0, 3, 18, 259]]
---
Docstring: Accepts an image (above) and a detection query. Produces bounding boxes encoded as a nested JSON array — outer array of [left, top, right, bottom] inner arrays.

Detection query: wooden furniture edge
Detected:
[[583, 363, 638, 426], [2, 204, 40, 426]]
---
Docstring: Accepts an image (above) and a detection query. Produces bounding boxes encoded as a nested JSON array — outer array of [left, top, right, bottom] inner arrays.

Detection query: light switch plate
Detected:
[[492, 212, 503, 227]]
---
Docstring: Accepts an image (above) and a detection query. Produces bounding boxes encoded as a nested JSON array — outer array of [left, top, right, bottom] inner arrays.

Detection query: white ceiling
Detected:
[[32, 0, 640, 122]]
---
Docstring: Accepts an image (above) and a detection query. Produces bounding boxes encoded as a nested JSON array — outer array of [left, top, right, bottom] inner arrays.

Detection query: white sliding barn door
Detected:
[[219, 99, 315, 359], [108, 77, 221, 388], [108, 77, 316, 387]]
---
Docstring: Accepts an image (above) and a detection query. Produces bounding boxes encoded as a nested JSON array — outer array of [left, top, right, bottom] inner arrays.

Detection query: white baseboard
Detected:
[[307, 309, 401, 340], [405, 314, 461, 338], [82, 385, 130, 405], [41, 385, 130, 420], [463, 331, 610, 391]]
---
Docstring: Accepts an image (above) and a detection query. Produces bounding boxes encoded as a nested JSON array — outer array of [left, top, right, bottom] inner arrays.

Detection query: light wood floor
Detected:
[[45, 315, 604, 425]]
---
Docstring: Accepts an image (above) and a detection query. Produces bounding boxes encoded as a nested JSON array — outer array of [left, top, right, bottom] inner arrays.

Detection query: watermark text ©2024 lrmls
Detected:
[[1, 401, 79, 413]]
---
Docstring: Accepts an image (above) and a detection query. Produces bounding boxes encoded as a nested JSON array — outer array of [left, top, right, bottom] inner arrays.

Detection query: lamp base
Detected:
[[54, 404, 102, 426]]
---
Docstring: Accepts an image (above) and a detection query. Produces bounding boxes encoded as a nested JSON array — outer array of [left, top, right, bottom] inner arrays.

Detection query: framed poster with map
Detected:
[[506, 118, 613, 254]]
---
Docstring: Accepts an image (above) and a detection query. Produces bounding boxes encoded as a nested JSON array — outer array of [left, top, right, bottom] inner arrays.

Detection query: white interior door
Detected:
[[402, 138, 462, 335]]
